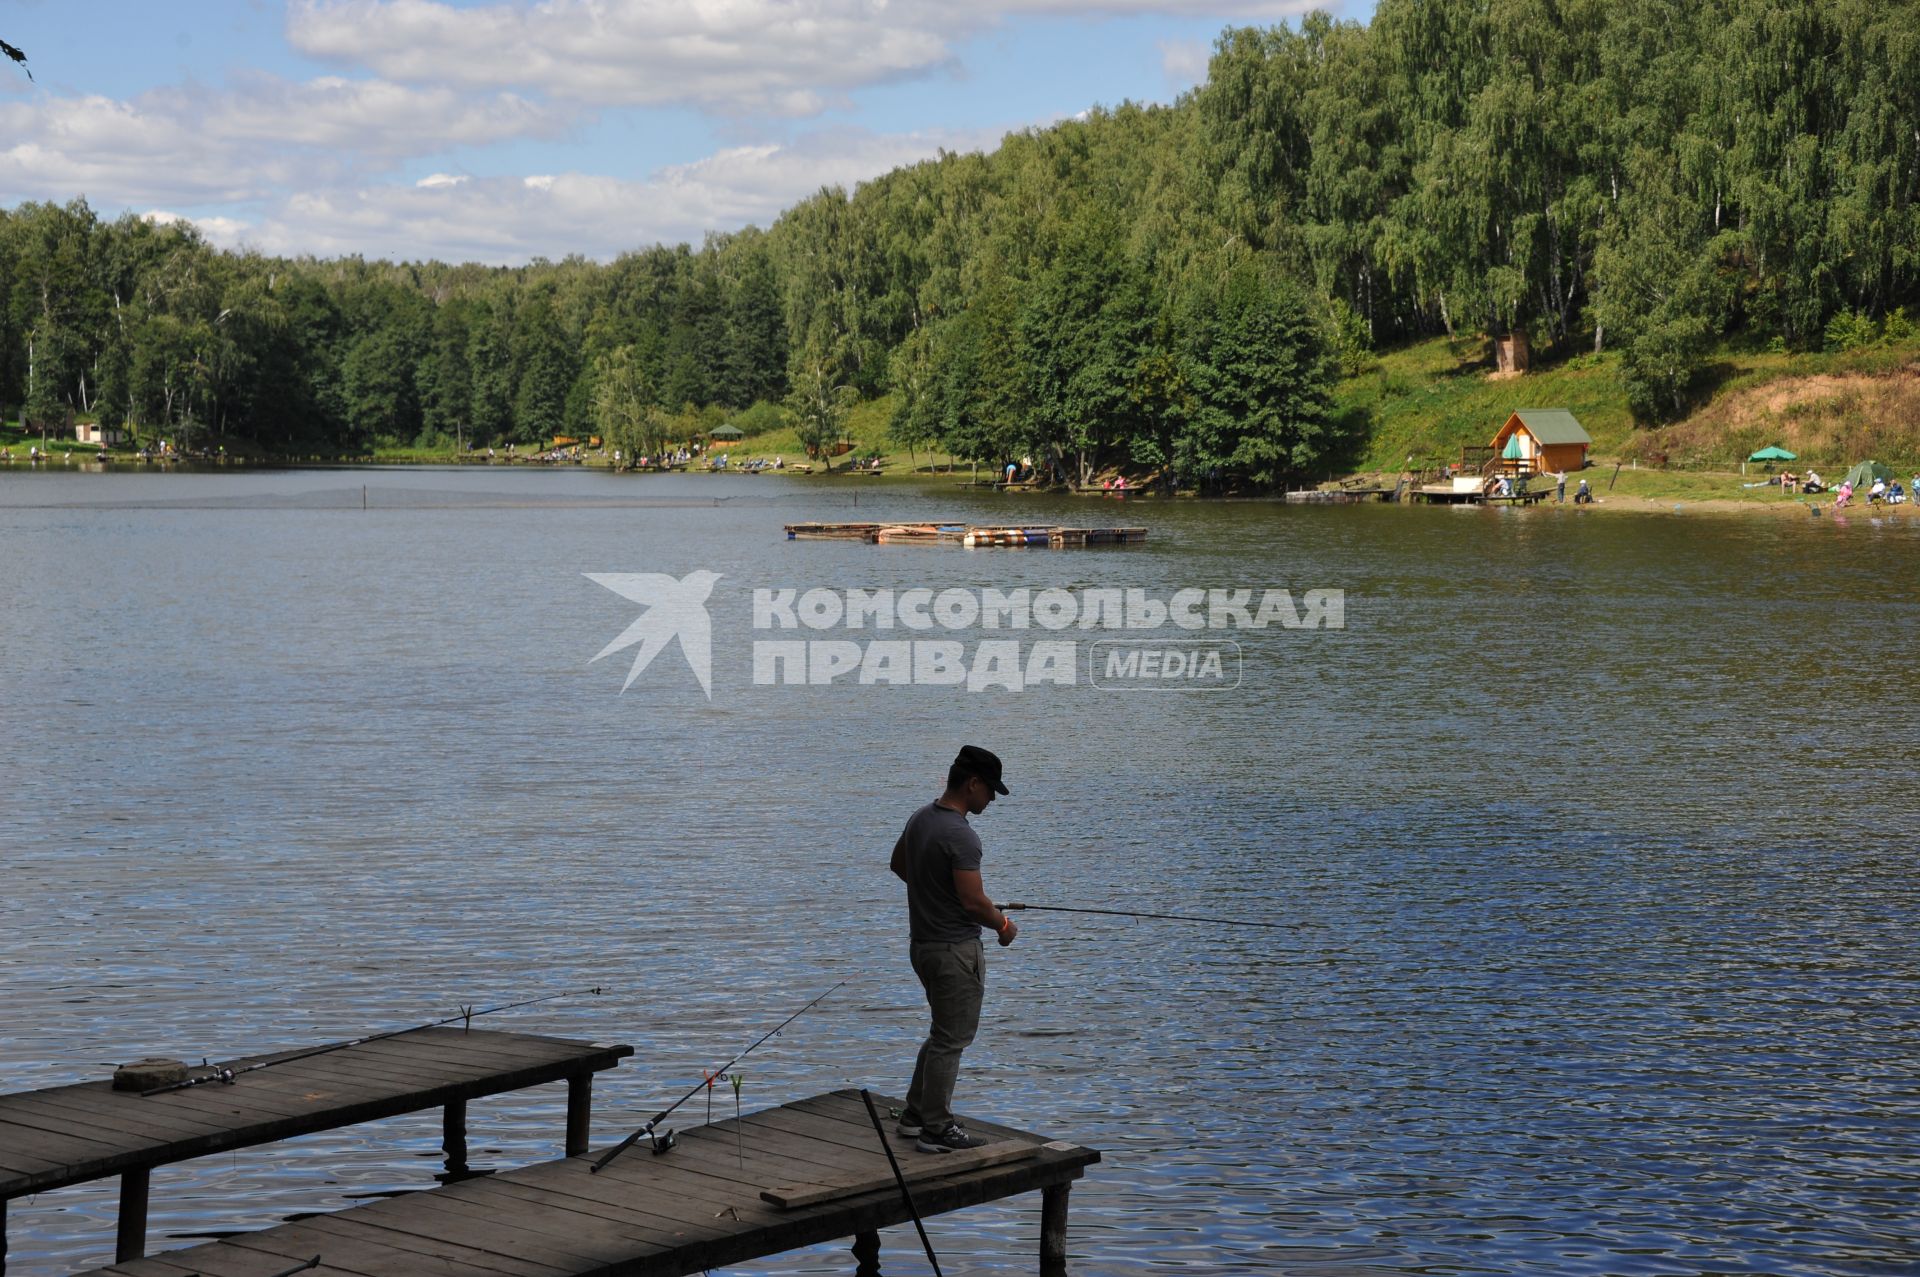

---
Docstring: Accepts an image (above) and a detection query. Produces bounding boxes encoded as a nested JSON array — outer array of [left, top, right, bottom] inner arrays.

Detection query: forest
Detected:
[[2, 0, 1915, 485]]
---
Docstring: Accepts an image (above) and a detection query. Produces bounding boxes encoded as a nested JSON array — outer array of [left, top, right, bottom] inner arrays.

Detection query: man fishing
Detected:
[[890, 745, 1017, 1153]]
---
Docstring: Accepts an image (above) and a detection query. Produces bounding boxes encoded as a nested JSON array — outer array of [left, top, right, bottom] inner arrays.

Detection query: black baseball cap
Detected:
[[955, 745, 1010, 795]]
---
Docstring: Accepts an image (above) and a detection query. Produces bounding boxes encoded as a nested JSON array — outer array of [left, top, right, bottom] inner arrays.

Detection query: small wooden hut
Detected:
[[1489, 410, 1591, 476]]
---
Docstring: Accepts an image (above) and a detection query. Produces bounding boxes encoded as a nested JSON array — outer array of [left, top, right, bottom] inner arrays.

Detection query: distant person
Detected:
[[1555, 469, 1566, 502], [1804, 470, 1823, 494], [1887, 480, 1904, 504], [1005, 461, 1017, 485], [1835, 481, 1853, 509], [1781, 470, 1797, 493], [1869, 476, 1887, 504], [890, 745, 1017, 1154], [1574, 478, 1593, 504]]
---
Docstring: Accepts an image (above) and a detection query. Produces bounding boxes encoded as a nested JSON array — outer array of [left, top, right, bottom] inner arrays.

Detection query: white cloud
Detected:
[[0, 77, 570, 209], [1157, 37, 1211, 88], [144, 210, 251, 241], [287, 0, 1311, 115], [212, 124, 1006, 264]]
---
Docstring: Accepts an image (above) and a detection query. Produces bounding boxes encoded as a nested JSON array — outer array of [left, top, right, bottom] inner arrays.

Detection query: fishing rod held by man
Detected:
[[998, 902, 1288, 930]]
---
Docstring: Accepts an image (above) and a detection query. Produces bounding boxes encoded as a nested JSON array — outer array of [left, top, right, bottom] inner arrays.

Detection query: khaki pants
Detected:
[[904, 937, 985, 1131]]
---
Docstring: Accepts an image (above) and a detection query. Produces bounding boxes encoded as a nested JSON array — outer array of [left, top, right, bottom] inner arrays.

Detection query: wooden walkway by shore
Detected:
[[785, 521, 1148, 547], [76, 1090, 1099, 1277], [0, 1029, 632, 1269]]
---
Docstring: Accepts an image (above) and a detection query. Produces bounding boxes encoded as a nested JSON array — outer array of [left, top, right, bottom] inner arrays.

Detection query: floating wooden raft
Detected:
[[872, 523, 969, 544], [964, 525, 1149, 547], [784, 522, 884, 540]]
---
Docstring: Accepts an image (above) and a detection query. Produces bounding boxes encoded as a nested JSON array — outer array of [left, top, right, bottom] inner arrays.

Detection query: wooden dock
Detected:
[[76, 1090, 1100, 1277], [784, 521, 883, 540], [783, 522, 1148, 548], [0, 1029, 632, 1268]]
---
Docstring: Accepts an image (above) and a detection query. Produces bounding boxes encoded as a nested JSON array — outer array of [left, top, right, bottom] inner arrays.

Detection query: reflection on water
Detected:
[[2, 468, 1917, 1275]]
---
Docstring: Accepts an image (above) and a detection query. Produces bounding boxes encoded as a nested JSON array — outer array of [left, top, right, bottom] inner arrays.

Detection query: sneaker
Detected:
[[916, 1123, 990, 1154], [894, 1112, 923, 1138]]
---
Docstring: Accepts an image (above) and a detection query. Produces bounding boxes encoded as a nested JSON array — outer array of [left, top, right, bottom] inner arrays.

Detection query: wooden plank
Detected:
[[228, 1216, 551, 1277], [0, 1094, 228, 1149], [347, 1191, 632, 1268], [133, 1082, 330, 1125], [582, 1145, 777, 1213], [803, 1090, 1083, 1149], [384, 1187, 662, 1258], [309, 1214, 573, 1277], [734, 1106, 909, 1159], [239, 1046, 495, 1089], [391, 1028, 619, 1065], [316, 1036, 545, 1075], [0, 1091, 236, 1141], [392, 1182, 681, 1260], [684, 1114, 888, 1174], [93, 1258, 211, 1277], [641, 1121, 877, 1194], [761, 1141, 1039, 1209], [0, 1115, 135, 1166], [457, 1175, 713, 1249]]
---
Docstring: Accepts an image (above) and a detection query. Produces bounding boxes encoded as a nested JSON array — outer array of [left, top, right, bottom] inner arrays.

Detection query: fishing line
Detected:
[[142, 987, 606, 1097], [591, 981, 845, 1173]]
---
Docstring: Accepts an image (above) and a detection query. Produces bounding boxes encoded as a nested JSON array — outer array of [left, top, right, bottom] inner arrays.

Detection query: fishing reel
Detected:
[[649, 1127, 678, 1156]]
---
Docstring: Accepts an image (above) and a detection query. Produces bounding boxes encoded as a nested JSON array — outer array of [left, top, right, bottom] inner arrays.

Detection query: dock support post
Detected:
[[115, 1165, 150, 1263], [566, 1073, 592, 1156], [851, 1229, 881, 1276], [442, 1099, 469, 1179], [1039, 1183, 1071, 1275]]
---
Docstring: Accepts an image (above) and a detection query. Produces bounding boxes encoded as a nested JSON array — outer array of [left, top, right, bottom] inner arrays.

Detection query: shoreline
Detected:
[[6, 452, 1916, 521]]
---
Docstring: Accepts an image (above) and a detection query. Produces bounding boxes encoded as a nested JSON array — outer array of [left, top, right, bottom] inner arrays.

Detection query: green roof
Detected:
[[1511, 410, 1591, 445]]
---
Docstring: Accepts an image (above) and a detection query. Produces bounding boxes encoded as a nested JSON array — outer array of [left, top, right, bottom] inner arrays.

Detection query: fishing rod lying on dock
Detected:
[[143, 986, 606, 1097], [591, 981, 844, 1172], [998, 902, 1286, 930]]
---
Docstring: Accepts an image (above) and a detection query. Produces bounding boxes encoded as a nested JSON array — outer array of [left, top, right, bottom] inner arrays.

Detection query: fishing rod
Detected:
[[143, 987, 606, 1097], [998, 902, 1287, 930], [591, 980, 845, 1172], [859, 1088, 943, 1276]]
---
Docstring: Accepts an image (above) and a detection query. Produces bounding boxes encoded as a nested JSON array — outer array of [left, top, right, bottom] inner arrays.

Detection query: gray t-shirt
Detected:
[[890, 802, 984, 943]]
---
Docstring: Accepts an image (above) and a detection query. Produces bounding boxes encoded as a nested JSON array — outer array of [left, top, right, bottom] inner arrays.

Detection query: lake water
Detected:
[[3, 465, 1917, 1275]]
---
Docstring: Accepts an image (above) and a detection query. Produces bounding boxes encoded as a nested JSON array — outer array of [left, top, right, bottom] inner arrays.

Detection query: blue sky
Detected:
[[1, 1, 1374, 264]]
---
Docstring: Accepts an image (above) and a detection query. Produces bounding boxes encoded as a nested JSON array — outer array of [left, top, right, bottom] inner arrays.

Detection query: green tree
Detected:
[[1175, 261, 1336, 487]]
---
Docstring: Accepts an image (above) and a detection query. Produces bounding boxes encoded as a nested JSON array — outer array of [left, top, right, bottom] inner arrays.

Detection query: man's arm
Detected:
[[953, 869, 1017, 945]]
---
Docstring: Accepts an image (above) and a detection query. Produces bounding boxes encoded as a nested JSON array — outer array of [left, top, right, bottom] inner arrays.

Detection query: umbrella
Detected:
[[1502, 433, 1524, 460], [1748, 445, 1796, 461]]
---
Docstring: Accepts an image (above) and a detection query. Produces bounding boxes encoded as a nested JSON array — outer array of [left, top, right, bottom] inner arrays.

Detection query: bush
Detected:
[[731, 400, 786, 436], [1823, 309, 1880, 353]]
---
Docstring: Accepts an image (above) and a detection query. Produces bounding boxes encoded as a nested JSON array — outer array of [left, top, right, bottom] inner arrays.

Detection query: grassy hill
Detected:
[[1344, 335, 1920, 475]]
